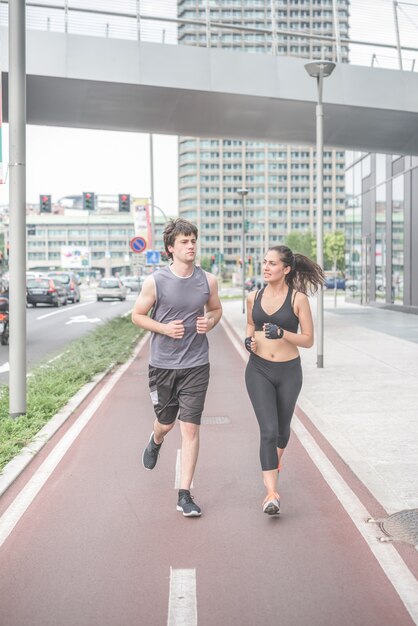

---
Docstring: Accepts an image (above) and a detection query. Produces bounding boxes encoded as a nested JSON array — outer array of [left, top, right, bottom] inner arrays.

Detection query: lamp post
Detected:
[[304, 60, 336, 369], [237, 188, 248, 314]]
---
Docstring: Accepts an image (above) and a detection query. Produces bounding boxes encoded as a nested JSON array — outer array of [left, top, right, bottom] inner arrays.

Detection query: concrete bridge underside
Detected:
[[1, 29, 418, 155]]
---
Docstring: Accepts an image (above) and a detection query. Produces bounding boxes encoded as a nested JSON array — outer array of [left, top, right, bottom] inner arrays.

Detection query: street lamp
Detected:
[[304, 60, 336, 369], [237, 188, 248, 314]]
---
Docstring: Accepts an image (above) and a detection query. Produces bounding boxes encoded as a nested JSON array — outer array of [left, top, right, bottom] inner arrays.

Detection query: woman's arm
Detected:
[[281, 292, 314, 348]]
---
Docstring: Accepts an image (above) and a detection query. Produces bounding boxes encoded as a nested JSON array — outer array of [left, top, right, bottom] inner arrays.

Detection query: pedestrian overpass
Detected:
[[1, 27, 418, 155]]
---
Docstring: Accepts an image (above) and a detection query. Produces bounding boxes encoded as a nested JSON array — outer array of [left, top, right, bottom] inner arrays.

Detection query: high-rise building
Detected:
[[177, 0, 349, 271]]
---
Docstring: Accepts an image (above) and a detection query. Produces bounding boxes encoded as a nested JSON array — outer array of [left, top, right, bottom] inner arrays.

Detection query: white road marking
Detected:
[[222, 319, 418, 625], [0, 362, 10, 373], [174, 449, 193, 490], [36, 301, 93, 320], [65, 315, 102, 325], [167, 568, 197, 626], [0, 334, 150, 549]]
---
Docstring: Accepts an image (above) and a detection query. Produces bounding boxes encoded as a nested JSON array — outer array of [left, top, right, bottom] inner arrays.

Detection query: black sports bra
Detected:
[[252, 286, 299, 333]]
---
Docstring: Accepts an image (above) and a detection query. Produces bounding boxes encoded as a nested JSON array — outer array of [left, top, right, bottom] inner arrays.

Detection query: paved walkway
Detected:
[[221, 293, 418, 516]]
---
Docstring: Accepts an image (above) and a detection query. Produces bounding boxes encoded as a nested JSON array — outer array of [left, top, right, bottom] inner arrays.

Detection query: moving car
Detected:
[[324, 276, 346, 290], [96, 278, 127, 301], [26, 277, 68, 307], [47, 271, 81, 303]]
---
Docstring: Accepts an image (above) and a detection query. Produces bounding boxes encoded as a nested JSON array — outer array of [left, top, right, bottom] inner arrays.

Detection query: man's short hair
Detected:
[[163, 218, 198, 259]]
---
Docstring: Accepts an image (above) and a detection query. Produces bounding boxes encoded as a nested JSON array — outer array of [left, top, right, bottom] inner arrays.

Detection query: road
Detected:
[[0, 287, 137, 383], [0, 324, 417, 625]]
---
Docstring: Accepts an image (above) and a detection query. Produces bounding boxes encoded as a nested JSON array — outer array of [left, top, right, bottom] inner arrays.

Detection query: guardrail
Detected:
[[0, 0, 417, 71]]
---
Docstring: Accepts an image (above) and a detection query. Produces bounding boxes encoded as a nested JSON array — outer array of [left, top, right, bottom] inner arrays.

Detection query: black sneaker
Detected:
[[142, 432, 163, 470], [176, 490, 202, 517]]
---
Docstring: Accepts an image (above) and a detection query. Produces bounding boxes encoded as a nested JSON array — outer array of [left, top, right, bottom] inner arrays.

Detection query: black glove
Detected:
[[264, 323, 284, 339], [244, 336, 254, 353]]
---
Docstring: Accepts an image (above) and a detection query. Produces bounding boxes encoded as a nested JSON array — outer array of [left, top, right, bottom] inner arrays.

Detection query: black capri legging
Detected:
[[245, 353, 303, 471]]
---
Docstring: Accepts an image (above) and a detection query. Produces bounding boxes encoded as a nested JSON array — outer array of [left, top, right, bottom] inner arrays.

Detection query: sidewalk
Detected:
[[221, 294, 418, 516]]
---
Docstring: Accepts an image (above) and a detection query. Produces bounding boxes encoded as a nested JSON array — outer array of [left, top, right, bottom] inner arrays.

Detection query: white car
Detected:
[[96, 278, 127, 301]]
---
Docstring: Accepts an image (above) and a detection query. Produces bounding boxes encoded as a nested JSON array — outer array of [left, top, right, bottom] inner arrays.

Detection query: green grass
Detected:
[[0, 316, 143, 472]]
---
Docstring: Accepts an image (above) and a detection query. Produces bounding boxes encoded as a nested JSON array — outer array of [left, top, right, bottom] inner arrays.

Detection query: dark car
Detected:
[[47, 271, 81, 303], [324, 276, 346, 290], [245, 277, 264, 292], [27, 277, 68, 307]]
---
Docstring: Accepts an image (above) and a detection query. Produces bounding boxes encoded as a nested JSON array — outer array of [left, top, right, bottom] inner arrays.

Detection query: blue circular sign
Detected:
[[130, 236, 147, 253]]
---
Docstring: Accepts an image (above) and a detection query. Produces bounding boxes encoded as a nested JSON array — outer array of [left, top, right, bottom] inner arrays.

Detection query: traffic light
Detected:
[[82, 192, 95, 211], [40, 194, 51, 213], [211, 255, 215, 267], [248, 256, 252, 265], [118, 194, 131, 212]]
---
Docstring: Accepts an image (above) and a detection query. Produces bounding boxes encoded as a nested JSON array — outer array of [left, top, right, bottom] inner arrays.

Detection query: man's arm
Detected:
[[131, 276, 185, 339], [196, 272, 223, 334]]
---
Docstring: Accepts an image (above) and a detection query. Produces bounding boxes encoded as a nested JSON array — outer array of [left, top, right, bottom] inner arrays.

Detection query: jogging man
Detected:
[[132, 218, 222, 517]]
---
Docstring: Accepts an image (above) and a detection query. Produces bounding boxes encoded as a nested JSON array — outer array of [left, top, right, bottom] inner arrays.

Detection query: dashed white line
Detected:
[[167, 568, 197, 626], [36, 301, 93, 320]]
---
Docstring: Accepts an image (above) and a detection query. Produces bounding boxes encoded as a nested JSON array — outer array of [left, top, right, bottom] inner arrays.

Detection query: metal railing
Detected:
[[0, 0, 418, 71]]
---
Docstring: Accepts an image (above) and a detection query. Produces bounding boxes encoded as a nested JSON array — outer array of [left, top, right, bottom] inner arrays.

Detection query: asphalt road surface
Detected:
[[0, 325, 417, 625], [0, 288, 137, 383]]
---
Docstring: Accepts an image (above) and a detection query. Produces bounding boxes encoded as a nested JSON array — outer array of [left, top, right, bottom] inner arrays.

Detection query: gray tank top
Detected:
[[150, 265, 211, 369]]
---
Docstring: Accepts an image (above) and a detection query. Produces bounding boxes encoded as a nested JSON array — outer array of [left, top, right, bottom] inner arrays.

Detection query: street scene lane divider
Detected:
[[167, 568, 197, 626]]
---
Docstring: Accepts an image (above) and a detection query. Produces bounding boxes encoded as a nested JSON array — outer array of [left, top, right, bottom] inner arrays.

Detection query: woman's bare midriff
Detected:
[[254, 330, 299, 362]]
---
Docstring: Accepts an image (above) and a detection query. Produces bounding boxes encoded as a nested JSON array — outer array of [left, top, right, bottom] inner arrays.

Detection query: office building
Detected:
[[345, 152, 418, 313], [177, 0, 349, 271]]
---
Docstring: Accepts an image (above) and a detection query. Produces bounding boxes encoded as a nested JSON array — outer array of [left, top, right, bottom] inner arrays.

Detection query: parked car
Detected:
[[96, 278, 127, 301], [324, 276, 346, 290], [27, 277, 68, 307], [245, 277, 264, 292], [121, 276, 142, 293], [47, 271, 81, 303]]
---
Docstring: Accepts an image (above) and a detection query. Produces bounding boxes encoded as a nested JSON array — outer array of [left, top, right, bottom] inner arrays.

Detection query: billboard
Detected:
[[132, 198, 151, 246], [60, 246, 91, 269]]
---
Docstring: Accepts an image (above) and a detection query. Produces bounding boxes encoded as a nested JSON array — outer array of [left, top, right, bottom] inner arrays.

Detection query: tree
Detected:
[[324, 231, 345, 274], [284, 231, 315, 260], [199, 256, 212, 272]]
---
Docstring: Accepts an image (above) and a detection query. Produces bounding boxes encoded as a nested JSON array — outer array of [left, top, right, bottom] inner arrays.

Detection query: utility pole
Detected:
[[9, 0, 27, 416]]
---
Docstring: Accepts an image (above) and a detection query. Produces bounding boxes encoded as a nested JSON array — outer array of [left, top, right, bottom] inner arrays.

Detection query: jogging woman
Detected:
[[244, 245, 324, 515]]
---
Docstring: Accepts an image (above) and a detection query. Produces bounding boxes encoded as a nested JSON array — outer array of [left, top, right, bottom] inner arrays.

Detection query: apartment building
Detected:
[[177, 0, 349, 270]]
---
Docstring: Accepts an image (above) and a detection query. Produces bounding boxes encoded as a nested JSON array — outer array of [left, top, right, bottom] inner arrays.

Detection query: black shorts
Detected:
[[148, 363, 210, 425]]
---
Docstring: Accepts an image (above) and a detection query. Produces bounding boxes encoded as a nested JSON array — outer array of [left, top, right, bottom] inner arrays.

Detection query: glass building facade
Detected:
[[345, 152, 418, 313]]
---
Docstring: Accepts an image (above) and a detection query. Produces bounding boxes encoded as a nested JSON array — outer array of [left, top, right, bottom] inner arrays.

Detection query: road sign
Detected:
[[146, 250, 161, 265], [130, 236, 147, 253]]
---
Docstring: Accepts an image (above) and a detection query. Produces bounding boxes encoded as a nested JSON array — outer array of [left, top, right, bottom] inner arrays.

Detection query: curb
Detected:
[[0, 333, 149, 498]]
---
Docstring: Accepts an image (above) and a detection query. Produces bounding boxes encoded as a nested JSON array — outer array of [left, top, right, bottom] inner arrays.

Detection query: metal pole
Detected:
[[149, 134, 155, 249], [241, 197, 246, 314], [316, 71, 324, 369], [270, 0, 277, 55], [237, 188, 248, 315], [205, 0, 211, 48], [9, 0, 27, 417], [393, 1, 403, 71], [331, 0, 341, 63]]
